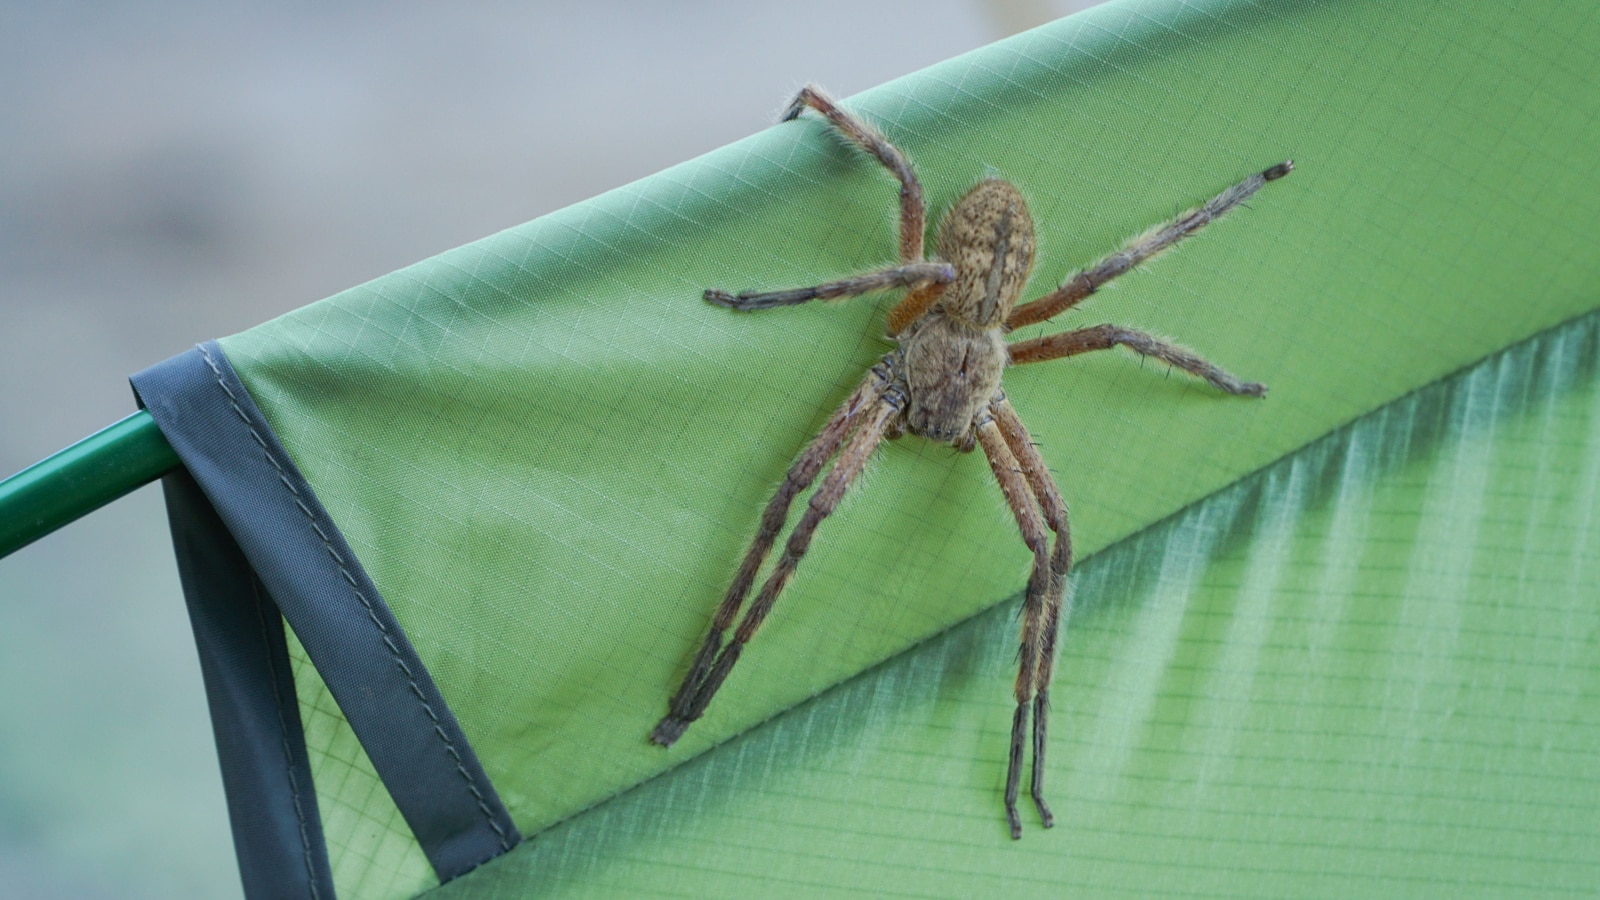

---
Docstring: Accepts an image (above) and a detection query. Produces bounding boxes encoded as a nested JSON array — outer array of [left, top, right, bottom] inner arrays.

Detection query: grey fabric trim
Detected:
[[132, 342, 520, 887], [160, 466, 336, 900]]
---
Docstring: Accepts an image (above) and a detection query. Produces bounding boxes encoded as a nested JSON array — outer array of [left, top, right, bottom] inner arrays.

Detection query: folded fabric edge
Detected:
[[156, 464, 337, 899], [131, 341, 522, 893]]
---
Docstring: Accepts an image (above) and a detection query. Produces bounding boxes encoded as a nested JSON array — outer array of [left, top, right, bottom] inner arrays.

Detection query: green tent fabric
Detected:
[[430, 303, 1600, 898], [28, 0, 1597, 895]]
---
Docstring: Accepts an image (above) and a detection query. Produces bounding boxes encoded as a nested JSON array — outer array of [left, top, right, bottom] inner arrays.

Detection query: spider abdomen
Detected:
[[899, 313, 1007, 446], [936, 179, 1036, 329]]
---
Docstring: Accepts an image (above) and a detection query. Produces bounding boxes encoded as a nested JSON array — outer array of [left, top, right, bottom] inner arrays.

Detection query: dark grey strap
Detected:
[[160, 466, 337, 900], [132, 342, 519, 887]]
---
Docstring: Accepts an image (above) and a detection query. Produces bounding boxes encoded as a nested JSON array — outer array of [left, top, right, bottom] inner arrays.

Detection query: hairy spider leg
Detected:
[[1005, 161, 1293, 332], [783, 84, 946, 338], [652, 376, 901, 746], [679, 398, 899, 724], [990, 398, 1072, 830], [786, 85, 925, 264], [993, 163, 1289, 824], [705, 262, 952, 311], [886, 280, 949, 339], [974, 416, 1060, 839], [1009, 324, 1266, 397], [1031, 584, 1065, 824]]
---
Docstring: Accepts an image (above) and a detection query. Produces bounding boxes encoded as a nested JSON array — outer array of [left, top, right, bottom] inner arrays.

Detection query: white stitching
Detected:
[[248, 575, 324, 898], [198, 344, 511, 851]]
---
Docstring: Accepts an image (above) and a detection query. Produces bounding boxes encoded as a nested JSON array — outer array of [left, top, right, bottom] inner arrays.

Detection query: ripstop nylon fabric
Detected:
[[433, 285, 1600, 899], [211, 0, 1600, 896]]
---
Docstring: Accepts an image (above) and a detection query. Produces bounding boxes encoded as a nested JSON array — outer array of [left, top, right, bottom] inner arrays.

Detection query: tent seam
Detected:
[[195, 342, 513, 853], [248, 573, 325, 899]]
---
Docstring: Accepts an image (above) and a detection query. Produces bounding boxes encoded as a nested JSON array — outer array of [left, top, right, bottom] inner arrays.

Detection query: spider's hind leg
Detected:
[[784, 84, 926, 264], [1005, 160, 1292, 331]]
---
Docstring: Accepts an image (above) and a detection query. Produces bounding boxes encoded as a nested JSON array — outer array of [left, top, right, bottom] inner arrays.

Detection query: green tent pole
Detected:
[[0, 411, 178, 559]]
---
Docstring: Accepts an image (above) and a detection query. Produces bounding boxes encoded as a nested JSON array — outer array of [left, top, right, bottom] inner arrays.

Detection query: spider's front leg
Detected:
[[975, 411, 1068, 838], [652, 372, 902, 746], [990, 399, 1072, 827]]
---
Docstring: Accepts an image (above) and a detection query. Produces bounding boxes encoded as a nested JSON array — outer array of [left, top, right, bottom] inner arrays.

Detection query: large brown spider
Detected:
[[651, 84, 1291, 839]]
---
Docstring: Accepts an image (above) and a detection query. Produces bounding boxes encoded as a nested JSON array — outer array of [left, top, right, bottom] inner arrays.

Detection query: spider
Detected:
[[651, 84, 1291, 839]]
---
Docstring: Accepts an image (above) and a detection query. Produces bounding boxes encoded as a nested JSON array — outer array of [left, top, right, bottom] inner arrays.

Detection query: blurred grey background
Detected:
[[0, 1, 1100, 896]]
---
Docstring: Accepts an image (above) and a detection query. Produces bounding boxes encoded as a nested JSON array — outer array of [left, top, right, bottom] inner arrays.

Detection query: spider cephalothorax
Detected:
[[653, 84, 1290, 839]]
